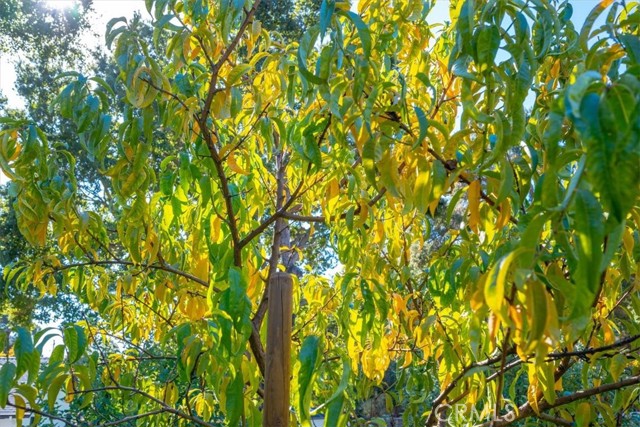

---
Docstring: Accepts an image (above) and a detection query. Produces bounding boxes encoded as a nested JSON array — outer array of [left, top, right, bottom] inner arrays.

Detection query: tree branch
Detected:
[[547, 334, 640, 360], [100, 409, 165, 427], [6, 402, 78, 427], [425, 347, 515, 426], [538, 413, 574, 427], [71, 385, 216, 427], [51, 259, 209, 288], [200, 124, 243, 266], [383, 112, 518, 225], [238, 178, 304, 249], [486, 374, 640, 426], [201, 0, 262, 119], [280, 212, 325, 222]]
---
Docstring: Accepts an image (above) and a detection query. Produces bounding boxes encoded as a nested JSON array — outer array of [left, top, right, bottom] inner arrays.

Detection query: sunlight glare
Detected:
[[46, 0, 73, 10]]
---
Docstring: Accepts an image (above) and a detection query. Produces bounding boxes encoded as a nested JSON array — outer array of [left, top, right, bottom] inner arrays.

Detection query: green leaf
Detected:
[[579, 0, 612, 52], [221, 267, 250, 335], [565, 71, 601, 119], [63, 325, 87, 364], [179, 337, 203, 382], [88, 76, 116, 97], [538, 361, 556, 405], [319, 0, 335, 40], [450, 0, 474, 65], [576, 402, 592, 427], [227, 63, 252, 87], [430, 159, 447, 201], [414, 106, 429, 147], [325, 393, 349, 427], [475, 25, 500, 70], [105, 17, 127, 48], [619, 33, 640, 63], [526, 280, 548, 352], [297, 28, 326, 85], [362, 135, 377, 186], [14, 328, 34, 379], [226, 368, 244, 427], [0, 362, 16, 408], [298, 336, 321, 427], [597, 82, 640, 221], [48, 374, 67, 411], [497, 159, 514, 204], [573, 190, 604, 297], [338, 11, 371, 58], [312, 361, 351, 415]]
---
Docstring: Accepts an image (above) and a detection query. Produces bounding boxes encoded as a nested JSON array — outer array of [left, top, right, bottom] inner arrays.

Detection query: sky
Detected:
[[0, 0, 147, 110], [0, 0, 604, 186]]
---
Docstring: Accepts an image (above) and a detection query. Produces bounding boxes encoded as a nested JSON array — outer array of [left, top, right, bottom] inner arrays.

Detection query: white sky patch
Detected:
[[0, 0, 146, 111]]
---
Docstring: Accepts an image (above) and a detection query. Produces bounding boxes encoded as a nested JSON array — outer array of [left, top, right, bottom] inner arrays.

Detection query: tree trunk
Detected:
[[263, 272, 293, 427]]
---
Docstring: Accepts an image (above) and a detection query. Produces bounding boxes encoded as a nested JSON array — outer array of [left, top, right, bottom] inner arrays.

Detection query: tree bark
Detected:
[[263, 272, 293, 427]]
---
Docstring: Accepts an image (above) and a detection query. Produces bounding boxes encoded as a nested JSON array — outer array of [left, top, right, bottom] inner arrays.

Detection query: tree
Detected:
[[0, 0, 325, 332], [0, 0, 96, 333], [0, 0, 639, 426]]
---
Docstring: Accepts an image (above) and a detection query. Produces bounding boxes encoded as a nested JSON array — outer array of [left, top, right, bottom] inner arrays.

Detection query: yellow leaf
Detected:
[[525, 280, 548, 353], [602, 320, 615, 345], [373, 220, 385, 243], [401, 351, 413, 368], [468, 180, 481, 233], [576, 402, 592, 427], [361, 337, 390, 383], [211, 90, 229, 119], [527, 374, 541, 415], [484, 248, 527, 321], [488, 311, 500, 346], [495, 199, 511, 230], [413, 160, 431, 214], [14, 394, 26, 426], [392, 293, 409, 316], [194, 257, 209, 282], [65, 377, 75, 403], [228, 152, 249, 175], [182, 35, 192, 61], [623, 227, 634, 254], [355, 199, 369, 227], [610, 353, 625, 381]]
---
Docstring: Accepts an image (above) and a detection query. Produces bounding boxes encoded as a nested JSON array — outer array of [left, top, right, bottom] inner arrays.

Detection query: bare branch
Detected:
[[6, 402, 78, 427], [71, 385, 217, 427], [547, 334, 640, 360], [538, 413, 574, 427], [238, 179, 304, 249], [100, 409, 165, 427]]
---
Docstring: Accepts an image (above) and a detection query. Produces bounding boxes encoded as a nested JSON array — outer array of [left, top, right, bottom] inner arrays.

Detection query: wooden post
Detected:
[[263, 272, 293, 427]]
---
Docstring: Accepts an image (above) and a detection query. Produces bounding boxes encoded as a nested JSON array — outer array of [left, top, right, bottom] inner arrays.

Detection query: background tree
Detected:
[[0, 0, 95, 334], [0, 1, 639, 427]]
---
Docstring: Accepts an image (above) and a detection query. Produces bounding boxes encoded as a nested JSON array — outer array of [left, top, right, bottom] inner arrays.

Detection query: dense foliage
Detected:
[[1, 0, 639, 426]]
